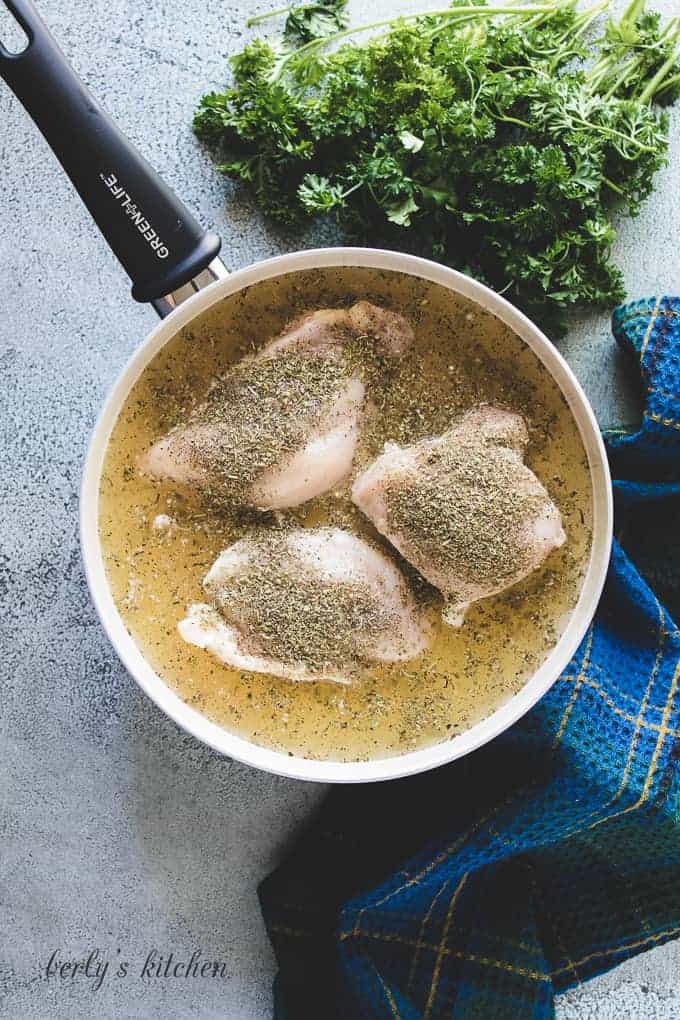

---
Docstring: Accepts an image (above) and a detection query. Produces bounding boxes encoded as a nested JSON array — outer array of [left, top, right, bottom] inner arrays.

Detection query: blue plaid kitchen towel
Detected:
[[259, 297, 680, 1019]]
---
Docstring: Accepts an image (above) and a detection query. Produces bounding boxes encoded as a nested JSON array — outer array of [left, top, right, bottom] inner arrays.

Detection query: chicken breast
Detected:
[[139, 303, 413, 511], [352, 406, 566, 626], [178, 527, 430, 683]]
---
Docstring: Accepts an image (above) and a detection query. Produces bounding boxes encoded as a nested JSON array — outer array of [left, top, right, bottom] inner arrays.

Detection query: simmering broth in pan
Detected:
[[99, 268, 592, 761]]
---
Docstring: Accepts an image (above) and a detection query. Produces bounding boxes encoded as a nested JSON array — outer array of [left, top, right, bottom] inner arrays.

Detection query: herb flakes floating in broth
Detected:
[[99, 267, 594, 761]]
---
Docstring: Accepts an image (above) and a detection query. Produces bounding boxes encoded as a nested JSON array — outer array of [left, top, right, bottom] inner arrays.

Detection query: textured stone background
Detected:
[[0, 1, 678, 1017]]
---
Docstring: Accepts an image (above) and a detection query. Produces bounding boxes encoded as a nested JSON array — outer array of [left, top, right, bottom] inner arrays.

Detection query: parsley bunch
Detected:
[[195, 0, 680, 334]]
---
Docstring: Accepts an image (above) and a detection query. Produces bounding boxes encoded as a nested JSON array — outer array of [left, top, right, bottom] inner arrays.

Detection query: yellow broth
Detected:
[[99, 267, 592, 761]]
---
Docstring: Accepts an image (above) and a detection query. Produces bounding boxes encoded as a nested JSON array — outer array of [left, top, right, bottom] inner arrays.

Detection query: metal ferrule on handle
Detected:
[[0, 0, 222, 306]]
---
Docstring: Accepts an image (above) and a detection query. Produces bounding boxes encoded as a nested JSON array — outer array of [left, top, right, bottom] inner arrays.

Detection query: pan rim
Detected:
[[80, 247, 613, 783]]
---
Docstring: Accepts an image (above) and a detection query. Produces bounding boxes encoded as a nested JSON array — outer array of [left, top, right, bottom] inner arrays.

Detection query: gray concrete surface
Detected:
[[0, 0, 678, 1017]]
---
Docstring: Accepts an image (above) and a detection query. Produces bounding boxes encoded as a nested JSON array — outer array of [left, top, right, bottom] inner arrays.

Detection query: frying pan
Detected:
[[1, 0, 613, 782]]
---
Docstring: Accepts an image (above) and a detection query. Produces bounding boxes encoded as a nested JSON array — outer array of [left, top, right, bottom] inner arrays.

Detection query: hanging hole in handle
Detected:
[[0, 2, 29, 55]]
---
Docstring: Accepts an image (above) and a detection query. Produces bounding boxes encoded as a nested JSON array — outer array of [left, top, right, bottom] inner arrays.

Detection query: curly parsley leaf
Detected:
[[284, 0, 349, 45]]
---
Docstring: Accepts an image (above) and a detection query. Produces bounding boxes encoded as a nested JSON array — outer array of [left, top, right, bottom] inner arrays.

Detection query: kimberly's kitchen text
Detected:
[[45, 949, 230, 992]]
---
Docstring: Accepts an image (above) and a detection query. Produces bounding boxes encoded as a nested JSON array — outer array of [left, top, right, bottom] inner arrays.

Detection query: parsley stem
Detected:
[[600, 54, 644, 100], [495, 113, 533, 129], [658, 17, 680, 42], [247, 6, 291, 26], [341, 181, 362, 199], [639, 39, 680, 103], [602, 175, 625, 196], [272, 4, 574, 81], [657, 72, 680, 94], [576, 117, 656, 152], [548, 0, 608, 72], [620, 0, 646, 24]]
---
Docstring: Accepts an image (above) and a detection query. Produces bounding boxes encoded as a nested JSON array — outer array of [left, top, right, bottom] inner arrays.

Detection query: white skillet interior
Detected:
[[80, 248, 613, 783]]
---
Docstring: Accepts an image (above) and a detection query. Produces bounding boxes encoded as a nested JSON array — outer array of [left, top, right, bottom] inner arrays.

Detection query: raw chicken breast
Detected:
[[352, 406, 566, 626], [139, 303, 413, 511], [178, 527, 430, 683], [264, 301, 413, 358]]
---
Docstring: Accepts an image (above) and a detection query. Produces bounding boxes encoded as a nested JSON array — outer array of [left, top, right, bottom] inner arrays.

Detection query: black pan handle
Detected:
[[0, 0, 221, 303]]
